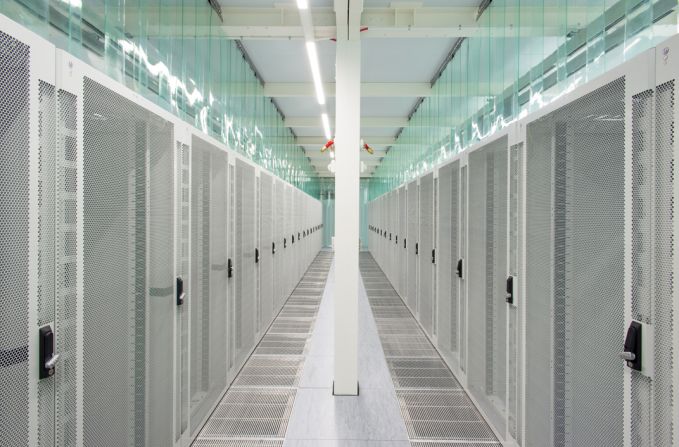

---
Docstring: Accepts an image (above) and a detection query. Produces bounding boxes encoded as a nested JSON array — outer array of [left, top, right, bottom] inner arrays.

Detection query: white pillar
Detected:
[[333, 37, 361, 396]]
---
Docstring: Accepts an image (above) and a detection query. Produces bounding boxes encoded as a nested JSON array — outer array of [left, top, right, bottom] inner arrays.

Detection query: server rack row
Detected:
[[368, 35, 679, 447], [0, 15, 323, 447]]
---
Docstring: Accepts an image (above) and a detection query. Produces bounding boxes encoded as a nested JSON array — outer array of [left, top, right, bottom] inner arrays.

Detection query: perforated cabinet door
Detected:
[[175, 141, 191, 442], [260, 173, 274, 329], [0, 23, 42, 447], [525, 78, 626, 447], [235, 159, 256, 369], [82, 77, 175, 446], [507, 143, 524, 444], [467, 136, 508, 434], [406, 182, 419, 313], [188, 137, 228, 436], [437, 163, 454, 359], [419, 173, 435, 336], [627, 43, 678, 447]]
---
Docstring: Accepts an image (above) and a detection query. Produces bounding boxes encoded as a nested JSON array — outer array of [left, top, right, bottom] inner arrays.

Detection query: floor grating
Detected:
[[359, 253, 501, 447], [194, 251, 333, 446]]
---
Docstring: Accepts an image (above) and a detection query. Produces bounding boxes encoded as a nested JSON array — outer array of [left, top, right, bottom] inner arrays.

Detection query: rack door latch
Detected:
[[505, 276, 514, 305], [255, 248, 260, 264], [431, 249, 436, 264], [456, 258, 463, 278], [39, 325, 59, 379], [395, 235, 398, 245], [228, 258, 234, 278], [415, 242, 419, 255], [176, 277, 185, 306], [272, 242, 276, 255], [620, 321, 642, 371], [404, 238, 407, 249], [283, 238, 287, 248]]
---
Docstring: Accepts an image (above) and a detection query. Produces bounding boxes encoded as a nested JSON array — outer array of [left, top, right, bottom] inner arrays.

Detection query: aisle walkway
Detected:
[[359, 253, 501, 446], [283, 255, 410, 446], [193, 251, 333, 446]]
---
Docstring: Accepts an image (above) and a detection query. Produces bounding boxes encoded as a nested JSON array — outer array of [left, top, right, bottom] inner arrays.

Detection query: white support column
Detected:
[[333, 36, 361, 396]]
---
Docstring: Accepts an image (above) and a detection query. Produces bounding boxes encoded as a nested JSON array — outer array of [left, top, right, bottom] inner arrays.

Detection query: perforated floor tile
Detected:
[[195, 252, 332, 445], [359, 253, 499, 445]]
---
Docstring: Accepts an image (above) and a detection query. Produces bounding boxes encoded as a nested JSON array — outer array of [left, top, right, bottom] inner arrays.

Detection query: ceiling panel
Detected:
[[361, 97, 417, 117], [361, 38, 454, 82], [241, 40, 336, 83]]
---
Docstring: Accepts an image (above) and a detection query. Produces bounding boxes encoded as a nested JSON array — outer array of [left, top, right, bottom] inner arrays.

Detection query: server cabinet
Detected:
[[418, 173, 435, 336], [189, 136, 228, 438], [174, 137, 191, 445], [0, 18, 57, 447], [398, 186, 407, 297], [459, 163, 468, 374], [523, 61, 642, 446], [235, 159, 256, 370], [436, 161, 460, 366], [406, 181, 419, 313], [260, 173, 274, 328], [79, 64, 176, 446], [506, 142, 524, 444], [467, 134, 508, 433]]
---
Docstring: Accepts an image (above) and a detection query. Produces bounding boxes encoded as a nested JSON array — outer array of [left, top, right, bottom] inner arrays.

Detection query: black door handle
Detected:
[[39, 325, 58, 379], [272, 242, 276, 254], [228, 258, 234, 278], [456, 258, 463, 278], [415, 243, 419, 255], [621, 321, 642, 371], [432, 249, 436, 264], [176, 277, 185, 306], [506, 276, 514, 304], [255, 248, 260, 264]]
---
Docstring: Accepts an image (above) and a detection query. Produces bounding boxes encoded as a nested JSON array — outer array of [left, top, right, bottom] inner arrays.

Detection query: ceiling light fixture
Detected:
[[296, 0, 308, 9], [305, 42, 326, 105], [321, 113, 332, 140]]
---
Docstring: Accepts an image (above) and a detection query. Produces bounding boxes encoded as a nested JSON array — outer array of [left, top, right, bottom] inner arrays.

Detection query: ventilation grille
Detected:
[[406, 181, 419, 311], [190, 136, 228, 434], [360, 253, 498, 445], [525, 77, 626, 447], [0, 28, 31, 447], [195, 252, 330, 445]]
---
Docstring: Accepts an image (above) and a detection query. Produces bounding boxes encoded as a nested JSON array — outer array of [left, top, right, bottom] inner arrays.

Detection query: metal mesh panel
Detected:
[[175, 142, 190, 440], [437, 163, 454, 358], [37, 80, 57, 447], [507, 143, 523, 444], [260, 173, 274, 329], [274, 180, 284, 309], [467, 136, 508, 433], [236, 159, 256, 367], [526, 77, 626, 447], [56, 89, 78, 447], [0, 29, 30, 447], [651, 80, 675, 447], [407, 181, 419, 312], [399, 186, 407, 296], [630, 89, 654, 447], [419, 175, 434, 336], [190, 136, 228, 434], [83, 76, 174, 446], [459, 165, 467, 372]]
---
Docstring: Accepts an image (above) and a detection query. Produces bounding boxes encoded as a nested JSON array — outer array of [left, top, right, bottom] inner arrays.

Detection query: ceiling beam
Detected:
[[286, 116, 408, 128], [297, 136, 396, 145], [265, 82, 432, 98], [123, 5, 581, 39]]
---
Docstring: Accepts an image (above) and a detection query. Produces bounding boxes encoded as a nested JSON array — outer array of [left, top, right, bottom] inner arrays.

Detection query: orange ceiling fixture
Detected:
[[320, 138, 375, 155]]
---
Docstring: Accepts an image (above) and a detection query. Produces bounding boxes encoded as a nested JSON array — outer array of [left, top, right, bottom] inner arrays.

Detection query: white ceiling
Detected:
[[232, 0, 467, 177]]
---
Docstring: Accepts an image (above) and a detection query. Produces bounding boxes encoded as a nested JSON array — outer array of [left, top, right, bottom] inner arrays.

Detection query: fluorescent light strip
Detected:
[[321, 113, 332, 140], [305, 42, 326, 106], [297, 0, 308, 9]]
